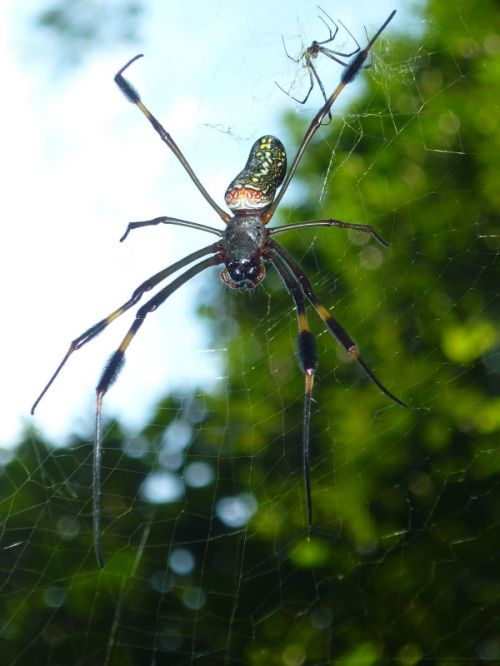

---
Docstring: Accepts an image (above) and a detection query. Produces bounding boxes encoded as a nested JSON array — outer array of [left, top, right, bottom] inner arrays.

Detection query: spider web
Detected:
[[3, 1, 500, 664]]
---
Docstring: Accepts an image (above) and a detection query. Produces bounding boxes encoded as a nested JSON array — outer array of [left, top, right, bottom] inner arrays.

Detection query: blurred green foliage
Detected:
[[3, 0, 500, 662]]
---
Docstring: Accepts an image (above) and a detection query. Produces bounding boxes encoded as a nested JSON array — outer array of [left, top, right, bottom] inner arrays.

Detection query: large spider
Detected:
[[32, 10, 402, 566]]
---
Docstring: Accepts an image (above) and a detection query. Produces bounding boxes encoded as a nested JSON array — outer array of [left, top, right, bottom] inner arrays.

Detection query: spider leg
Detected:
[[269, 219, 389, 247], [120, 216, 223, 243], [276, 52, 315, 104], [281, 35, 301, 64], [114, 55, 231, 225], [264, 9, 396, 223], [268, 239, 406, 407], [93, 253, 223, 566], [315, 10, 339, 47], [277, 49, 335, 121], [275, 53, 319, 110], [319, 45, 358, 60], [269, 251, 316, 527], [31, 243, 220, 415], [318, 16, 361, 57], [306, 58, 332, 122], [341, 10, 396, 85]]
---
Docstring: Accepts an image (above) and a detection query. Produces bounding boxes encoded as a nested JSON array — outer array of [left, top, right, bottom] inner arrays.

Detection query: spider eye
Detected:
[[221, 262, 265, 290]]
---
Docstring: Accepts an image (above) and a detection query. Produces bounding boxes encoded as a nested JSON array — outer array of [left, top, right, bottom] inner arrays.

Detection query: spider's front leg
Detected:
[[114, 54, 231, 225]]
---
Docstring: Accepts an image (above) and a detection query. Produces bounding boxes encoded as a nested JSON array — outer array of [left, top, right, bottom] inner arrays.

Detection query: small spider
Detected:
[[32, 10, 402, 566], [276, 7, 361, 119]]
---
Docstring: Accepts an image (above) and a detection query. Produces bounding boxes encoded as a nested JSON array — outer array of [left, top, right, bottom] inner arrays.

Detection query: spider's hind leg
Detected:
[[92, 253, 223, 566], [268, 250, 317, 528], [269, 239, 406, 408]]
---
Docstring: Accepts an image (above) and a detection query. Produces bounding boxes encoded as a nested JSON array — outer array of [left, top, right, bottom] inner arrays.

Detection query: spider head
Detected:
[[221, 259, 265, 290], [225, 136, 287, 212]]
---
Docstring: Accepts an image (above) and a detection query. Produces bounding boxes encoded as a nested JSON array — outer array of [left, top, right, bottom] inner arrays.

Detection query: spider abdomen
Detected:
[[225, 136, 287, 212]]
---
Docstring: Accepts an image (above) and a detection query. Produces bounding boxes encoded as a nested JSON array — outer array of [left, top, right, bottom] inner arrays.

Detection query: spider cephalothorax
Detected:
[[32, 10, 402, 567], [220, 214, 268, 289]]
